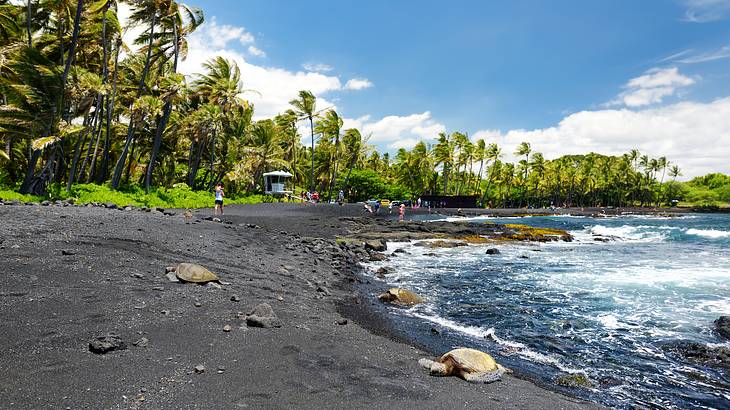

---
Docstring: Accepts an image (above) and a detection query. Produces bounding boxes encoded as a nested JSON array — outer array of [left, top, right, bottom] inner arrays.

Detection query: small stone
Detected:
[[246, 303, 282, 328], [194, 365, 205, 374], [336, 319, 348, 326], [277, 296, 284, 302], [165, 272, 179, 282], [105, 203, 117, 209], [431, 327, 441, 335], [217, 366, 226, 374], [152, 286, 164, 291], [89, 333, 126, 354], [61, 249, 76, 256], [223, 325, 232, 332], [132, 337, 149, 347], [316, 286, 330, 295], [230, 295, 240, 302], [132, 273, 144, 279], [194, 301, 202, 307]]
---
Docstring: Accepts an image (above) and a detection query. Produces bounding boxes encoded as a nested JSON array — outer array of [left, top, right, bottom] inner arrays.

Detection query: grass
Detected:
[[0, 183, 277, 209]]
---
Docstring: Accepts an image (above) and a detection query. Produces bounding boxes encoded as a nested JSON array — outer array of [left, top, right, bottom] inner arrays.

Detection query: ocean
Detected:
[[364, 213, 730, 409]]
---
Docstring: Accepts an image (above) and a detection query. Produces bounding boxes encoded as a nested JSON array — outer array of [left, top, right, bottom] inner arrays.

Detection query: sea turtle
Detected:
[[166, 263, 219, 283], [418, 348, 508, 383], [378, 288, 423, 306]]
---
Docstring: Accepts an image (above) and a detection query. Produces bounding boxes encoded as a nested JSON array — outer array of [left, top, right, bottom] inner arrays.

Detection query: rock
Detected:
[[194, 301, 202, 307], [230, 295, 240, 302], [393, 248, 407, 254], [61, 249, 76, 256], [277, 295, 284, 302], [89, 333, 126, 354], [212, 217, 221, 223], [663, 342, 730, 369], [124, 206, 133, 211], [156, 207, 165, 213], [194, 365, 205, 374], [555, 373, 593, 389], [414, 240, 468, 249], [246, 303, 282, 328], [431, 327, 441, 335], [714, 316, 730, 340], [364, 239, 387, 252], [132, 337, 149, 348], [223, 325, 232, 332], [151, 285, 164, 291], [375, 267, 391, 277], [378, 288, 424, 306], [165, 272, 180, 282], [519, 255, 529, 259], [316, 285, 331, 296], [485, 248, 500, 255], [593, 237, 610, 242], [105, 203, 117, 209], [369, 252, 387, 262], [337, 319, 348, 325]]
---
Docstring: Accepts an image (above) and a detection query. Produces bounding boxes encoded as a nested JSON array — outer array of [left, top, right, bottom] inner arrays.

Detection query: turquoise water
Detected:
[[366, 213, 730, 409]]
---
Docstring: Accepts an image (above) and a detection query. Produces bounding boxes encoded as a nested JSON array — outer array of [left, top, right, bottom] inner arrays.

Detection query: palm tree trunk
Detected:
[[65, 106, 95, 191], [145, 19, 179, 192], [111, 13, 156, 189], [85, 97, 105, 182], [99, 38, 120, 182], [80, 96, 104, 180], [309, 116, 315, 193]]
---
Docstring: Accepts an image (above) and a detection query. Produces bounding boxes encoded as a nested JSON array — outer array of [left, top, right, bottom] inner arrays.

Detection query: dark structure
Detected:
[[420, 195, 479, 209]]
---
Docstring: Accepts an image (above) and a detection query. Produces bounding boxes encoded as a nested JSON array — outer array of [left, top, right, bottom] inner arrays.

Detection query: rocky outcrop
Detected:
[[714, 316, 730, 340], [245, 303, 282, 328]]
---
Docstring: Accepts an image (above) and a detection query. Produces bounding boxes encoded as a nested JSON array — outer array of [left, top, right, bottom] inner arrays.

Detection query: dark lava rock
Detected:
[[132, 337, 149, 348], [365, 239, 387, 252], [714, 316, 730, 340], [104, 203, 117, 209], [89, 333, 126, 354], [246, 303, 282, 328], [555, 373, 593, 389], [662, 341, 730, 369], [230, 295, 240, 302], [593, 237, 610, 242], [375, 267, 391, 277], [369, 252, 387, 262], [393, 248, 407, 254], [336, 319, 348, 326], [61, 249, 76, 256], [486, 248, 501, 255]]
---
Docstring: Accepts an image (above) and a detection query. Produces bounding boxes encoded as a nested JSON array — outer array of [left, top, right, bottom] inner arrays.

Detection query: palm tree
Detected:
[[473, 139, 485, 194], [514, 141, 531, 207], [289, 90, 316, 192], [317, 109, 342, 201], [433, 132, 455, 194]]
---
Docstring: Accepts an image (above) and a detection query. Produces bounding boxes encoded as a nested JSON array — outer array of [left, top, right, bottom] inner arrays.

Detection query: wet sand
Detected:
[[0, 202, 600, 409]]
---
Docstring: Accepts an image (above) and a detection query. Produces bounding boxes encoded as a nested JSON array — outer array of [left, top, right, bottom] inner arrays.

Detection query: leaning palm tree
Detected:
[[289, 90, 316, 193]]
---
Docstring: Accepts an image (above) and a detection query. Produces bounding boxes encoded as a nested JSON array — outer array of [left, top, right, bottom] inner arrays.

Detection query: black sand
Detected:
[[0, 202, 600, 409]]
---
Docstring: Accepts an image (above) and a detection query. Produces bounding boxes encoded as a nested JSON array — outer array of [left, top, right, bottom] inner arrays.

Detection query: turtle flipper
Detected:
[[418, 358, 435, 370], [462, 368, 504, 383]]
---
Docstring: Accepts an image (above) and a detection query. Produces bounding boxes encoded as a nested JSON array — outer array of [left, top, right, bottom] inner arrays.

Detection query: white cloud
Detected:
[[247, 45, 266, 57], [682, 0, 730, 22], [342, 112, 445, 150], [344, 78, 374, 90], [302, 62, 334, 72], [179, 19, 347, 119], [471, 97, 730, 178], [610, 67, 696, 107]]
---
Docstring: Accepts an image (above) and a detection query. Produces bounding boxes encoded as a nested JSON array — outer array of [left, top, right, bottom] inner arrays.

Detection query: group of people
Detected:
[[298, 190, 345, 205]]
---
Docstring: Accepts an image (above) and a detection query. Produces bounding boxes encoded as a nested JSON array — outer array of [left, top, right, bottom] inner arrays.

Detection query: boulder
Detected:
[[714, 316, 730, 340], [89, 333, 126, 354], [555, 373, 593, 389], [663, 341, 730, 369], [369, 252, 387, 262], [365, 239, 387, 252], [378, 288, 424, 306], [486, 248, 501, 255], [246, 303, 282, 328]]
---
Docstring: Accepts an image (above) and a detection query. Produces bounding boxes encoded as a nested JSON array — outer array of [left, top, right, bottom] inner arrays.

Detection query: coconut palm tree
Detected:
[[289, 90, 316, 192], [514, 141, 531, 207]]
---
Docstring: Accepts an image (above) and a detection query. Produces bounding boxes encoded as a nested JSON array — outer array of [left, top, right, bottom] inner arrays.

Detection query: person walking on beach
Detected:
[[399, 203, 406, 221], [214, 183, 225, 215]]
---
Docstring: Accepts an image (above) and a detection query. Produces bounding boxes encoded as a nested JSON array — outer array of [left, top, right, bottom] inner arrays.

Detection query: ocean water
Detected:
[[364, 213, 730, 409]]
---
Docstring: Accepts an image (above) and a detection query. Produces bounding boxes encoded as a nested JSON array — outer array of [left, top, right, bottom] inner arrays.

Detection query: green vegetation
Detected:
[[0, 1, 724, 209], [0, 183, 274, 208], [675, 173, 730, 208]]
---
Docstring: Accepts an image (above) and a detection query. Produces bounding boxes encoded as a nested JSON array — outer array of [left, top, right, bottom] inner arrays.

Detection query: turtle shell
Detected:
[[441, 348, 499, 373], [175, 263, 219, 283], [378, 288, 423, 306]]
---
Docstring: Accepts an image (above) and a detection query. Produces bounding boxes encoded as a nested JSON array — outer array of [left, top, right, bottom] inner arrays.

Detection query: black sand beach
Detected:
[[0, 202, 601, 409]]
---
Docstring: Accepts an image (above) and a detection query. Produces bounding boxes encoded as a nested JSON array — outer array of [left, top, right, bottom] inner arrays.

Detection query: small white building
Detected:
[[263, 170, 293, 196]]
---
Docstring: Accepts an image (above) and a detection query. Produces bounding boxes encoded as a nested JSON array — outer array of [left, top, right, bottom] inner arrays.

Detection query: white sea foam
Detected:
[[685, 228, 730, 239], [583, 224, 671, 242], [407, 311, 579, 372]]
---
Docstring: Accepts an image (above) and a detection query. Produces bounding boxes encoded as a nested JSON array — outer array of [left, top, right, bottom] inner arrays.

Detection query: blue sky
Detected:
[[134, 0, 730, 177]]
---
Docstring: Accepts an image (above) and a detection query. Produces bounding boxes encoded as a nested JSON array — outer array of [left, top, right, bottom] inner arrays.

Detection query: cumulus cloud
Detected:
[[344, 78, 374, 90], [610, 67, 696, 107], [342, 112, 445, 150], [302, 62, 334, 72], [471, 98, 730, 178]]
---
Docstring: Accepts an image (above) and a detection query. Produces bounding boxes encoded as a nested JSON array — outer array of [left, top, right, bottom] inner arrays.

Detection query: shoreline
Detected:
[[0, 201, 602, 408]]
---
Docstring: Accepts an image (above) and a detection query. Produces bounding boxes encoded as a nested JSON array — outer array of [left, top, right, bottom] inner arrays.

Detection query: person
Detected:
[[417, 197, 422, 208], [214, 183, 225, 215], [338, 190, 345, 206], [388, 202, 393, 214], [399, 203, 406, 221], [312, 191, 320, 203]]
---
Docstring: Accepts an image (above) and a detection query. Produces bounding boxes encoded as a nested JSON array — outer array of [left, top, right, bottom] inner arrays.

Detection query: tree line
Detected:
[[0, 1, 684, 207]]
